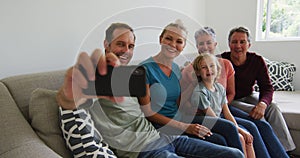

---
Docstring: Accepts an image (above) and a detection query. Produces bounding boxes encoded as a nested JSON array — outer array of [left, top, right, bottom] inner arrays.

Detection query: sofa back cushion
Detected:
[[29, 88, 72, 158], [1, 70, 65, 121]]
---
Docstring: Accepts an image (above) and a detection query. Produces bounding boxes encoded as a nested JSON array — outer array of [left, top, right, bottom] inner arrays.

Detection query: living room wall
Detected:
[[2, 0, 299, 90], [0, 0, 205, 79], [206, 0, 300, 90]]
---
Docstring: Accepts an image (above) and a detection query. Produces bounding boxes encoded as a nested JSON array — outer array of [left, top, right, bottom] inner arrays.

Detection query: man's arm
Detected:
[[59, 107, 116, 158], [257, 56, 273, 106], [250, 56, 273, 119], [56, 49, 120, 157]]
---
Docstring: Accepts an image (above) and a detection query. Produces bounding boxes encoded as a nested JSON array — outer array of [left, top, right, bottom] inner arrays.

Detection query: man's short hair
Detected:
[[105, 23, 135, 43], [228, 26, 251, 43]]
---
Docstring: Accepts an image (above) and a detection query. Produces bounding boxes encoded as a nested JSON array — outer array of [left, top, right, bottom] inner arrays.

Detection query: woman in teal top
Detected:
[[141, 57, 182, 120], [139, 19, 213, 137]]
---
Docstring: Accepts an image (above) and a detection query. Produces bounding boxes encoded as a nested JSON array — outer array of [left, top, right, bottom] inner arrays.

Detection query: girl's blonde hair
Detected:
[[192, 53, 221, 82]]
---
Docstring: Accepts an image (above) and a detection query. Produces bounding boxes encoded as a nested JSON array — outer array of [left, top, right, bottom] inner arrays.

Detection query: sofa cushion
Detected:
[[274, 91, 300, 131], [29, 88, 72, 158], [274, 91, 300, 156], [253, 58, 296, 91], [1, 70, 65, 121], [265, 58, 296, 91]]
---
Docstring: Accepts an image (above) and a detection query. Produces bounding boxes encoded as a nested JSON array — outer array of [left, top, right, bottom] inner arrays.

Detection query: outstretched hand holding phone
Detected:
[[56, 49, 124, 110]]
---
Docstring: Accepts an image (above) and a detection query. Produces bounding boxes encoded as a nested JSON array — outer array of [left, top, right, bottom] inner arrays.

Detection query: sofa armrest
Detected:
[[0, 82, 61, 158], [1, 142, 62, 158], [274, 90, 300, 156]]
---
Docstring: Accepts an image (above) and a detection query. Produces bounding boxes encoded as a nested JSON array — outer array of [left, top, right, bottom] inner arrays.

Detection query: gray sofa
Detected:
[[0, 69, 299, 157], [274, 91, 300, 156], [0, 70, 72, 158]]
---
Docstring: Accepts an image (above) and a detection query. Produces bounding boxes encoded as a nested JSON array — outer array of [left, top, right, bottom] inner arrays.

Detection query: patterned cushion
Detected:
[[254, 58, 296, 91], [266, 58, 296, 91]]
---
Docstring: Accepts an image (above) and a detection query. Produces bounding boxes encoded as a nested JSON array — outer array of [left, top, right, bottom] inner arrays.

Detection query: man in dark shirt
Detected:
[[221, 26, 295, 152]]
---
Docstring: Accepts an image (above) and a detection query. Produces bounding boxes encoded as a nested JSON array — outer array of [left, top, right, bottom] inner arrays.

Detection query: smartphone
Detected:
[[81, 65, 146, 97]]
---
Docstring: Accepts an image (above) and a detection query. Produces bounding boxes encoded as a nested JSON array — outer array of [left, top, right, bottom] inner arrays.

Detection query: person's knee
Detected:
[[153, 150, 178, 158], [221, 119, 236, 129], [267, 102, 281, 112], [243, 120, 259, 131], [228, 148, 244, 158], [208, 133, 228, 146], [257, 120, 272, 130]]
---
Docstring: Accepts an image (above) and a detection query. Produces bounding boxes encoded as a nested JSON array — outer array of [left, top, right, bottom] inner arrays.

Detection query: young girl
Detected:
[[191, 53, 255, 158]]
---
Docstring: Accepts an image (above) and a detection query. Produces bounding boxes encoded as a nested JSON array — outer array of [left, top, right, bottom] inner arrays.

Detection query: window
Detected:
[[257, 0, 300, 41]]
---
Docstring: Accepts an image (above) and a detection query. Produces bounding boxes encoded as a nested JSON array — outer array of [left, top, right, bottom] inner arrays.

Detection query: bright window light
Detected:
[[256, 0, 300, 41]]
